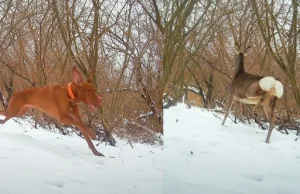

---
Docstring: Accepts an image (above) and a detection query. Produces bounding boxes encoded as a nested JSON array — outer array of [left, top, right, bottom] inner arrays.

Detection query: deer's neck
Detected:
[[233, 53, 245, 78]]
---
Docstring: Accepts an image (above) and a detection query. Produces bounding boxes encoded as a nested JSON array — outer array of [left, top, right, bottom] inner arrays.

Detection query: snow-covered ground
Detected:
[[0, 117, 163, 194], [164, 103, 300, 194], [2, 102, 300, 194]]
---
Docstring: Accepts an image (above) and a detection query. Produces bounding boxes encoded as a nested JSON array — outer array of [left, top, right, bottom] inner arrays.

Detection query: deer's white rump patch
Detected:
[[259, 76, 284, 98]]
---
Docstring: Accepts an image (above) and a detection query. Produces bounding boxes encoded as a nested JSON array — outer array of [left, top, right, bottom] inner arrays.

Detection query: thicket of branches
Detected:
[[162, 0, 300, 134], [0, 0, 163, 145], [1, 0, 299, 143]]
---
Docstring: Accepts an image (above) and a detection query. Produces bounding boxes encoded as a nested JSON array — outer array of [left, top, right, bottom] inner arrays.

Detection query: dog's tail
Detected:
[[259, 76, 284, 98]]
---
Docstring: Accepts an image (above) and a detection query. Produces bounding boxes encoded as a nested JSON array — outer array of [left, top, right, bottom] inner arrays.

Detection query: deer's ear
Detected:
[[244, 45, 251, 54], [87, 69, 96, 83], [72, 66, 83, 84]]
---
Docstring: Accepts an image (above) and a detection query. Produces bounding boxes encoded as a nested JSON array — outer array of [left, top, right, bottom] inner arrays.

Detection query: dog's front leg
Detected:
[[59, 115, 104, 157]]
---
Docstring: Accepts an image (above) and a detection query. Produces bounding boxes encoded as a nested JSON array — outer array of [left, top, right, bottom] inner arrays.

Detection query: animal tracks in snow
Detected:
[[242, 173, 265, 182], [295, 155, 300, 159], [44, 180, 65, 188]]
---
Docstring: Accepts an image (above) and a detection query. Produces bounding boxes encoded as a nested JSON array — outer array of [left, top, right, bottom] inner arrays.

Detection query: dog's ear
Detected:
[[87, 69, 96, 83], [72, 66, 83, 84]]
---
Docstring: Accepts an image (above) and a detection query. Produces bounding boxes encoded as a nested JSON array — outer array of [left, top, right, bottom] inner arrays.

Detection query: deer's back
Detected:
[[231, 73, 264, 98]]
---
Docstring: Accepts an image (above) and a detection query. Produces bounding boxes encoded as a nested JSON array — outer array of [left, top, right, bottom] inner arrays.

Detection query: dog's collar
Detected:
[[68, 83, 76, 101]]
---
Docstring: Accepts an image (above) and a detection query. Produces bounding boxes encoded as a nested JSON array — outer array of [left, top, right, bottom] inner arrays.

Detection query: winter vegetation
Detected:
[[0, 0, 163, 145], [162, 1, 300, 193], [0, 0, 300, 193], [0, 1, 164, 192], [163, 0, 300, 137]]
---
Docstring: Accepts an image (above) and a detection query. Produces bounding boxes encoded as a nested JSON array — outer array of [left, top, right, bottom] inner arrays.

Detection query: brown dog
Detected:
[[0, 66, 104, 156]]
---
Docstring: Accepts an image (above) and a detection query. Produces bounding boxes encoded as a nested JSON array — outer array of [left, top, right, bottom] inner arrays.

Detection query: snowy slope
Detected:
[[164, 103, 300, 194], [0, 117, 163, 194]]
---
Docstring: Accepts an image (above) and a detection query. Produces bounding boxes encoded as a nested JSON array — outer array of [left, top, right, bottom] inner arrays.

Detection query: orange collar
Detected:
[[68, 83, 76, 101]]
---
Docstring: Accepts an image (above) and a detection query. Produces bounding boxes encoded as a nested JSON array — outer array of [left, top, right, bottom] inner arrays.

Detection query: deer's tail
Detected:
[[259, 76, 284, 98]]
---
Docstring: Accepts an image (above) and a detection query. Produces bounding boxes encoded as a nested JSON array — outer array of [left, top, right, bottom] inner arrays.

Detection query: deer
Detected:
[[0, 66, 105, 156], [221, 46, 284, 143]]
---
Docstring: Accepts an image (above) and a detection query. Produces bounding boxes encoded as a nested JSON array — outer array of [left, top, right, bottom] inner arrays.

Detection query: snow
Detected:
[[0, 117, 163, 194], [2, 102, 300, 194], [164, 103, 300, 194]]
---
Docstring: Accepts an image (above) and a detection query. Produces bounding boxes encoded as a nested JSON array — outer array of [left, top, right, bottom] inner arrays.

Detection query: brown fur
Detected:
[[0, 66, 104, 156], [222, 52, 280, 143]]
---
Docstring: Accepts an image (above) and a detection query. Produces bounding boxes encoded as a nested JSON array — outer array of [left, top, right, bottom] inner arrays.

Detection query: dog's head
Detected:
[[71, 66, 103, 110]]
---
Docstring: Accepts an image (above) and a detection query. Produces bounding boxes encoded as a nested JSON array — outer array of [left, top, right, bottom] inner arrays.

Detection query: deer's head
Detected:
[[232, 43, 250, 78]]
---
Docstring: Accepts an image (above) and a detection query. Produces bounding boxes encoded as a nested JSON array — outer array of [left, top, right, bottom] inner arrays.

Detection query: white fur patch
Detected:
[[274, 80, 283, 98], [259, 76, 276, 91], [259, 76, 283, 98]]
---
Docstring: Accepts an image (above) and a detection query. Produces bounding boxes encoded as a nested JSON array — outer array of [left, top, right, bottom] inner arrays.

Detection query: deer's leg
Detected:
[[245, 82, 266, 111], [245, 84, 268, 127], [59, 115, 104, 156], [262, 96, 277, 143], [252, 92, 268, 113], [246, 81, 265, 97], [222, 92, 235, 126]]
